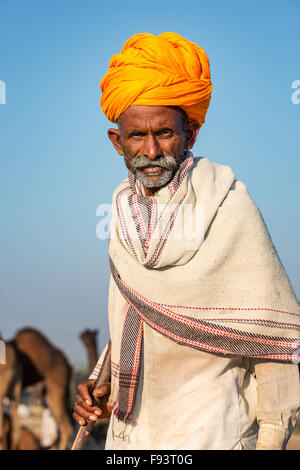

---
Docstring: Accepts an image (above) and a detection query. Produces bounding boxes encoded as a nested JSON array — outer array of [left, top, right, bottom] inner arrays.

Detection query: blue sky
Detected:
[[0, 0, 299, 366]]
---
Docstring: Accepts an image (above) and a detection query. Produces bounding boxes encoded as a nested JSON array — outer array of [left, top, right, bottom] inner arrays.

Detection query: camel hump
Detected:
[[13, 327, 72, 379], [15, 327, 63, 354], [15, 327, 53, 344]]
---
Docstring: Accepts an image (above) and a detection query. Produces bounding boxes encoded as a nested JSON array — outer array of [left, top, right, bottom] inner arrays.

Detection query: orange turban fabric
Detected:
[[100, 32, 213, 126]]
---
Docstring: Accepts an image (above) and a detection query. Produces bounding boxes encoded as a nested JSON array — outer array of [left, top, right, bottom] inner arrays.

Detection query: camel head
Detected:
[[79, 330, 98, 347]]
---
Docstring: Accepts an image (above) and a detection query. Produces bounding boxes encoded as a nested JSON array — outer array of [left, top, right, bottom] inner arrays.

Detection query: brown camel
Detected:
[[12, 327, 74, 450], [80, 329, 99, 374], [0, 342, 22, 450]]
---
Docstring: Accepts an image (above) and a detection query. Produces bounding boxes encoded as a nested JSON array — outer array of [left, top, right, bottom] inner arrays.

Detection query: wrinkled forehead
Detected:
[[117, 105, 188, 132]]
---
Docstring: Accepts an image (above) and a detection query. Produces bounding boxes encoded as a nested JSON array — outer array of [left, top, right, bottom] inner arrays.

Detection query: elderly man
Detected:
[[73, 33, 300, 450]]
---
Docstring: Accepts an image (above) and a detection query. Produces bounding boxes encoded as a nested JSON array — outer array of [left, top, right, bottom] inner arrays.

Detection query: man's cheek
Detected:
[[169, 144, 184, 161], [123, 157, 133, 171], [124, 145, 141, 160]]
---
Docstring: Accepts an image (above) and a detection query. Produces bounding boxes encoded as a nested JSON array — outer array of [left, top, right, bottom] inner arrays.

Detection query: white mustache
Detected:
[[130, 155, 178, 170]]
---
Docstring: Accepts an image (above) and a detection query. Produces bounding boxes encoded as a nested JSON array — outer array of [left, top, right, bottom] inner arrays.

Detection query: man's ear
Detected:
[[185, 120, 201, 149], [108, 128, 123, 155]]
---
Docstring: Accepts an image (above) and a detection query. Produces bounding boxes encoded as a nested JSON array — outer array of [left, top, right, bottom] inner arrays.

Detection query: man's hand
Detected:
[[73, 379, 112, 426]]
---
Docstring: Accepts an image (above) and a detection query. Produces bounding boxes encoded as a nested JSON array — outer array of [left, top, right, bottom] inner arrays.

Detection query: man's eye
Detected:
[[157, 130, 173, 137], [129, 133, 145, 140]]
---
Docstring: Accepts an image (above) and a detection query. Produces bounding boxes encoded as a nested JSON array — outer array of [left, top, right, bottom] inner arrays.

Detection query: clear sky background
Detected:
[[0, 0, 299, 367]]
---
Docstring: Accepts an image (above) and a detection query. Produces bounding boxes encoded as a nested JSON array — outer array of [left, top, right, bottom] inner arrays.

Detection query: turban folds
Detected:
[[100, 32, 213, 126]]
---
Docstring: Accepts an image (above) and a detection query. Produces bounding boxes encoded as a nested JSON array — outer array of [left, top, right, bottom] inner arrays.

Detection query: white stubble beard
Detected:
[[129, 154, 183, 189]]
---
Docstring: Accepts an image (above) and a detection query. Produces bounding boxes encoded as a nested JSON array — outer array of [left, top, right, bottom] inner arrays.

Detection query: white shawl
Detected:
[[106, 153, 300, 423]]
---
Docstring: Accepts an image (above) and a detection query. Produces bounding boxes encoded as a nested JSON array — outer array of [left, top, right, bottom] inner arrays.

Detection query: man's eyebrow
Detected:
[[126, 127, 175, 137]]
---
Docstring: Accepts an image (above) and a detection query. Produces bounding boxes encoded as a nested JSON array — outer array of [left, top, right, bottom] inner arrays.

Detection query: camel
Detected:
[[0, 341, 22, 450], [2, 327, 74, 450], [80, 329, 99, 374], [13, 327, 74, 449]]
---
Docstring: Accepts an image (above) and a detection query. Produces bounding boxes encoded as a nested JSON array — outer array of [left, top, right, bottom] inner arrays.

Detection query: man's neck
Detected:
[[143, 186, 161, 197]]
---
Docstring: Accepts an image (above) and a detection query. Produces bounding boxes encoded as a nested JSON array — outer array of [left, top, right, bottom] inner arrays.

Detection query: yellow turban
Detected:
[[100, 32, 213, 126]]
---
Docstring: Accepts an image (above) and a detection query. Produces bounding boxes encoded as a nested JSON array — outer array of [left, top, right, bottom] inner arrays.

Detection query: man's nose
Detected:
[[142, 135, 162, 160]]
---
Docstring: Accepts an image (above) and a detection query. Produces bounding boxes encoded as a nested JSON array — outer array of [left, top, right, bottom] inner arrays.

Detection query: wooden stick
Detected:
[[70, 339, 111, 450]]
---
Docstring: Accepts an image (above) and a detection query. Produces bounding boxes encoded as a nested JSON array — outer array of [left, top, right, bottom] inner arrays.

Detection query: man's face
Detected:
[[110, 106, 188, 193]]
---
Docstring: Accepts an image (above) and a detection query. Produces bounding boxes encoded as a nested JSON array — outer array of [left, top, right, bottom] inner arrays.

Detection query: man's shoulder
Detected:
[[194, 156, 249, 195], [193, 155, 235, 180], [192, 156, 260, 220]]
